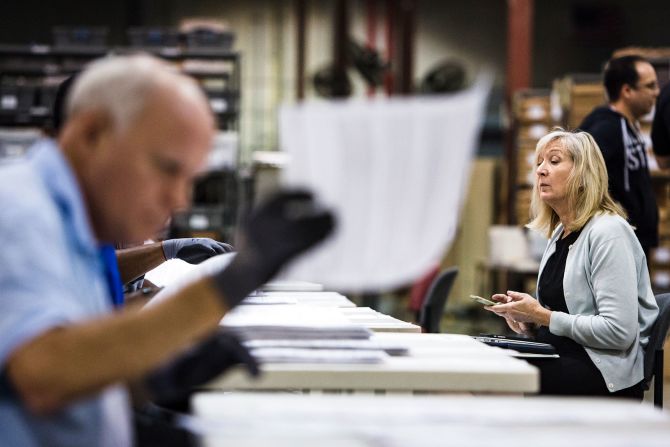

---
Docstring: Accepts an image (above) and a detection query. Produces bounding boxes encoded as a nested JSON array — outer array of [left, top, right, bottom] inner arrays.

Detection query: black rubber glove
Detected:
[[212, 189, 335, 309], [145, 330, 259, 409], [162, 238, 234, 264]]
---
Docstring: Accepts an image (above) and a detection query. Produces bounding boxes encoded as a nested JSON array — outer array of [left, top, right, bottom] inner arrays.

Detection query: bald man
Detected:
[[50, 71, 236, 301], [0, 54, 333, 446]]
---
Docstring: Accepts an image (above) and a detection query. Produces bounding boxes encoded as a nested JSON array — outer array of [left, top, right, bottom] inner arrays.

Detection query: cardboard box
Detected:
[[517, 123, 550, 141], [513, 89, 554, 124], [515, 187, 533, 224], [516, 147, 536, 186]]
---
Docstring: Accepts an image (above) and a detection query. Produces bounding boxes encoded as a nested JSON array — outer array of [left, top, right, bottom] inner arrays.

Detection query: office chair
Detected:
[[418, 267, 459, 333], [408, 265, 440, 322], [644, 293, 670, 408]]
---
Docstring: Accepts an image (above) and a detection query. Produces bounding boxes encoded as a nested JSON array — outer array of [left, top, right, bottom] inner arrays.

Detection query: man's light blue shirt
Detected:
[[0, 139, 132, 446]]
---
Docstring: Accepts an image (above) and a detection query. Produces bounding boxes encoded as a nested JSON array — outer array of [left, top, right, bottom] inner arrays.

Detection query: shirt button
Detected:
[[608, 383, 614, 389], [595, 358, 601, 363]]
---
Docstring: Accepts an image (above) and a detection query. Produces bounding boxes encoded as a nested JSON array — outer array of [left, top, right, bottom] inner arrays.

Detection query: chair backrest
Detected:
[[407, 265, 440, 318], [419, 267, 458, 333], [644, 293, 670, 385]]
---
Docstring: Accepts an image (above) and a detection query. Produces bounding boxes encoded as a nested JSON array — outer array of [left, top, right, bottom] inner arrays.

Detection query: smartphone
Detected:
[[468, 294, 497, 306]]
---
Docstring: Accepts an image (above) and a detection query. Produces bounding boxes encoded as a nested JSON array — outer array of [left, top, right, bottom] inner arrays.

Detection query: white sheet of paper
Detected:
[[278, 80, 490, 292], [144, 254, 236, 306]]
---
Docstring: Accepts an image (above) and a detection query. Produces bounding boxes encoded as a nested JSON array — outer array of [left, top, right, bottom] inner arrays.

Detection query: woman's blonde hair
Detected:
[[526, 128, 626, 237]]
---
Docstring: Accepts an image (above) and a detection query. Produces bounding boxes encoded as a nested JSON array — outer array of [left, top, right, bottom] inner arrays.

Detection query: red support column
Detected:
[[383, 0, 396, 95], [506, 0, 533, 99], [366, 0, 377, 97], [295, 0, 307, 101], [398, 0, 416, 95], [505, 0, 534, 224], [332, 0, 350, 98]]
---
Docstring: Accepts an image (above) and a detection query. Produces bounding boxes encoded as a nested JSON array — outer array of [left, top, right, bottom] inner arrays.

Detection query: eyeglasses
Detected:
[[633, 80, 659, 91]]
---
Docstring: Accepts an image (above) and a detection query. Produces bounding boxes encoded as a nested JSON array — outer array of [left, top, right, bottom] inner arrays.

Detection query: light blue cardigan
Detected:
[[538, 213, 658, 392]]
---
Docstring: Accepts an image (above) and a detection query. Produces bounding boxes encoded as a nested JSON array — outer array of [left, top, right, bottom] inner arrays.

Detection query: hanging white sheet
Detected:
[[277, 79, 491, 292]]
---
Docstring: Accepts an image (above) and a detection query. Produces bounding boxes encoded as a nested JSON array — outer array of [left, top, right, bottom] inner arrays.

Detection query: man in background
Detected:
[[580, 55, 660, 257], [652, 82, 670, 169]]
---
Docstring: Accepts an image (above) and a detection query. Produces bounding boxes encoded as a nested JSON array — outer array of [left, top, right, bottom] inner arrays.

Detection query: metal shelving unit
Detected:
[[0, 41, 242, 242]]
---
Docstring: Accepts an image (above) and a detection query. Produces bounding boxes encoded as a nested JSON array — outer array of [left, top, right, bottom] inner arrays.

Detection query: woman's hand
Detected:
[[485, 290, 552, 327], [505, 318, 536, 337], [487, 294, 536, 336]]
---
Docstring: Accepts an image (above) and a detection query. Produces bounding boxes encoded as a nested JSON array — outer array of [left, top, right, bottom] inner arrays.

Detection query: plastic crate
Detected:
[[127, 28, 180, 48], [52, 27, 108, 47], [184, 29, 235, 50]]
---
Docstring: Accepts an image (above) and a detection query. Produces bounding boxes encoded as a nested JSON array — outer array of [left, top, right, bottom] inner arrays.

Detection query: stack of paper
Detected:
[[221, 305, 372, 340], [241, 335, 411, 365], [222, 305, 379, 363], [252, 291, 356, 307], [261, 281, 324, 292], [227, 326, 371, 340], [248, 348, 388, 364], [241, 295, 299, 305], [244, 338, 409, 356]]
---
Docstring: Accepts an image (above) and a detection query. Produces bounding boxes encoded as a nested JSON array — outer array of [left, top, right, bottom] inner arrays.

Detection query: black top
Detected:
[[652, 83, 670, 157], [537, 229, 580, 312], [536, 229, 587, 355], [580, 106, 658, 249]]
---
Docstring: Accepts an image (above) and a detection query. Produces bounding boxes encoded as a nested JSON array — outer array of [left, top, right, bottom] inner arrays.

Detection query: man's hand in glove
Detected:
[[162, 238, 234, 264], [145, 330, 258, 410], [211, 189, 335, 309]]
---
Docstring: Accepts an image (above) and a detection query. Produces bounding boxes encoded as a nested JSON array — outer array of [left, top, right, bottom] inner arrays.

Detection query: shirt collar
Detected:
[[29, 138, 99, 255]]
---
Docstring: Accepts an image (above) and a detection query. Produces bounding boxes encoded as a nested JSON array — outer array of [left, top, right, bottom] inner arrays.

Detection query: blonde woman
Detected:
[[486, 129, 658, 398]]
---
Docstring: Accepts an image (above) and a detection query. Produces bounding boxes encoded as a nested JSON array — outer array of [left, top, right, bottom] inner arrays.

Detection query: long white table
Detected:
[[191, 392, 670, 447], [203, 332, 538, 394], [147, 265, 533, 393]]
